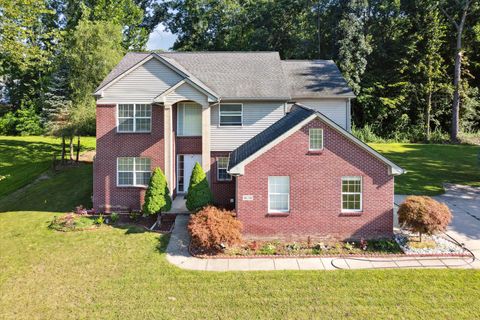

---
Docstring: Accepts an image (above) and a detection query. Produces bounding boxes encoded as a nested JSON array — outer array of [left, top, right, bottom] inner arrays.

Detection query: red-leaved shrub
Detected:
[[398, 196, 452, 240], [188, 206, 243, 251]]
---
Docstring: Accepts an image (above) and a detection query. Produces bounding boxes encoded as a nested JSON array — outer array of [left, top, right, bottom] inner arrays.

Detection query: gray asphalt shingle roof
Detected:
[[281, 60, 355, 98], [96, 52, 354, 99], [228, 104, 315, 170]]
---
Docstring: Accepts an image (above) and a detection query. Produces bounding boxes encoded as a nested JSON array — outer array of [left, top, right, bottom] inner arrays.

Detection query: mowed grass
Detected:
[[0, 211, 478, 320], [0, 136, 95, 199], [370, 143, 480, 195], [0, 164, 93, 212]]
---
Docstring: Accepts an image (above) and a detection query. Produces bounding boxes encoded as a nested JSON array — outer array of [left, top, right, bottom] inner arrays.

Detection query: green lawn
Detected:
[[371, 143, 480, 195], [0, 136, 95, 199], [0, 211, 478, 319]]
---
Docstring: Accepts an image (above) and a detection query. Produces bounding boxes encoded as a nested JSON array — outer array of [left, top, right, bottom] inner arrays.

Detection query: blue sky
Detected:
[[146, 24, 177, 51]]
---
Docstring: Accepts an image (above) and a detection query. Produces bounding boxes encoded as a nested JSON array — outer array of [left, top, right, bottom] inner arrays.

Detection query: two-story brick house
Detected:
[[94, 52, 405, 240]]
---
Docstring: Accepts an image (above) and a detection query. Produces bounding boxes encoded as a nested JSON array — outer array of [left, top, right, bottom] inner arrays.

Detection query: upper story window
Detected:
[[117, 157, 151, 187], [177, 102, 202, 136], [268, 176, 290, 213], [216, 157, 231, 181], [309, 128, 323, 151], [117, 104, 151, 133], [219, 104, 242, 126], [341, 176, 362, 212]]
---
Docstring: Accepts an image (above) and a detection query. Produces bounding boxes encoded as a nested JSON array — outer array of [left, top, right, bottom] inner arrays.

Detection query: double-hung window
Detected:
[[219, 104, 242, 126], [217, 157, 231, 181], [117, 157, 151, 187], [341, 176, 362, 212], [177, 102, 202, 136], [118, 104, 151, 132], [309, 128, 323, 151], [268, 176, 290, 213]]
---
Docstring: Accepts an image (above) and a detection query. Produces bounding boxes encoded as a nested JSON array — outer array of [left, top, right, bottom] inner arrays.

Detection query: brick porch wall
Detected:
[[93, 104, 165, 212], [236, 118, 394, 240], [211, 151, 236, 209]]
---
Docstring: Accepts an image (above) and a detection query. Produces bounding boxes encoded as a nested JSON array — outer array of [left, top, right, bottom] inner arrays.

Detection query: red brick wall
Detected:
[[93, 104, 165, 212], [236, 118, 394, 240], [211, 152, 236, 209]]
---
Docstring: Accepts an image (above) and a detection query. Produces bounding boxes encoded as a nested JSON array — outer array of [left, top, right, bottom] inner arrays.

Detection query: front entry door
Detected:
[[177, 154, 202, 193]]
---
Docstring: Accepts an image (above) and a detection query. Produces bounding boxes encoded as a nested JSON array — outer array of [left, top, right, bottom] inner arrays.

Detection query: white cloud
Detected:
[[146, 24, 177, 51]]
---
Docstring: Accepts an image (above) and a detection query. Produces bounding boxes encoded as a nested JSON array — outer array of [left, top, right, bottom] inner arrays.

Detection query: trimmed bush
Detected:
[[188, 206, 243, 251], [186, 162, 213, 212], [398, 196, 452, 241], [143, 167, 172, 217]]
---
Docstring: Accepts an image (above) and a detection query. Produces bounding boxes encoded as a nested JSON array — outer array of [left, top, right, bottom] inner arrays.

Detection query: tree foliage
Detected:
[[186, 162, 213, 212], [143, 167, 172, 216]]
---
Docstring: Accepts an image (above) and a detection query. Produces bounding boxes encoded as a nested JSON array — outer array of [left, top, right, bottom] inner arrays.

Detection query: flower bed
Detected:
[[394, 231, 468, 255], [190, 238, 404, 258]]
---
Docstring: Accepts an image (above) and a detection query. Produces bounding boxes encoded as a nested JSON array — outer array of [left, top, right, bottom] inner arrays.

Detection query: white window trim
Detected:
[[341, 176, 363, 212], [116, 103, 152, 133], [309, 128, 324, 151], [218, 103, 243, 127], [268, 176, 290, 213], [117, 157, 151, 187], [216, 156, 232, 181], [177, 102, 202, 137]]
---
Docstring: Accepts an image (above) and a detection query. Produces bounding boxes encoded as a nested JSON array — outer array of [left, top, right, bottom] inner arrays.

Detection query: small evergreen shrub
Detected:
[[186, 162, 213, 212], [188, 206, 243, 251], [143, 167, 172, 217], [110, 212, 119, 224], [398, 196, 452, 241]]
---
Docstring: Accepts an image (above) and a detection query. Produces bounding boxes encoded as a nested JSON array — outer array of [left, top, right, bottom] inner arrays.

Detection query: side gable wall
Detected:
[[236, 117, 394, 240], [97, 59, 184, 104]]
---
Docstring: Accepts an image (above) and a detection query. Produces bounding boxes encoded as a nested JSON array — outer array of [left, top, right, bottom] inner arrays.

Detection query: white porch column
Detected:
[[201, 103, 211, 182], [164, 103, 174, 195]]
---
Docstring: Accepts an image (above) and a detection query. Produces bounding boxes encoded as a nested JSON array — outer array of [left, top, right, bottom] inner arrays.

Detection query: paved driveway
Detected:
[[395, 184, 480, 260]]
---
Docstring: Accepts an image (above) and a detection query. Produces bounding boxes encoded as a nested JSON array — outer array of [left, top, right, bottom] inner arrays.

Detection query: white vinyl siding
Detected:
[[98, 59, 183, 104], [117, 157, 151, 187], [309, 128, 323, 150], [295, 98, 349, 131], [211, 101, 285, 151], [163, 82, 208, 106], [268, 176, 290, 213], [117, 104, 151, 132], [177, 102, 202, 136], [216, 157, 231, 181], [341, 176, 362, 212], [219, 104, 242, 126]]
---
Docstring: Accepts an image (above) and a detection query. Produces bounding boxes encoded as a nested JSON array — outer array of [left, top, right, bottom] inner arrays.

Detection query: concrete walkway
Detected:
[[166, 214, 478, 271]]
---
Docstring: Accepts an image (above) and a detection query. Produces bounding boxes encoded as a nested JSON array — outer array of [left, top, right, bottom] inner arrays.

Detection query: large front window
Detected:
[[341, 176, 362, 212], [219, 104, 242, 126], [117, 104, 151, 132], [117, 157, 151, 187], [268, 176, 290, 213], [177, 102, 202, 136]]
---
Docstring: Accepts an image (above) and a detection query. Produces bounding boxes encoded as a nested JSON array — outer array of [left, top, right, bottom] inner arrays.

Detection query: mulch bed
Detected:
[[114, 213, 176, 233]]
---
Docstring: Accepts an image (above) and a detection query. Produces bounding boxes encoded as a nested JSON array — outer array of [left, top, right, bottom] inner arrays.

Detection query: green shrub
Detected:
[[398, 196, 452, 241], [94, 214, 105, 225], [188, 206, 243, 251], [186, 162, 213, 212], [110, 212, 119, 224], [352, 124, 385, 143], [259, 243, 276, 255], [15, 107, 43, 136], [142, 167, 172, 218], [129, 211, 141, 221], [0, 112, 17, 135]]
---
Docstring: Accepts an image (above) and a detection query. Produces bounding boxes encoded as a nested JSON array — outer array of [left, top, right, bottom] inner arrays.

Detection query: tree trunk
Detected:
[[76, 136, 80, 162], [69, 136, 74, 161], [451, 39, 462, 143], [425, 91, 432, 141], [61, 134, 66, 163]]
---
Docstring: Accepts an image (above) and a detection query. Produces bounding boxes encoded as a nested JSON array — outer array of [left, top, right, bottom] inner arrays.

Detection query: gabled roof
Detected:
[[282, 60, 355, 98], [228, 104, 405, 176], [94, 52, 355, 100]]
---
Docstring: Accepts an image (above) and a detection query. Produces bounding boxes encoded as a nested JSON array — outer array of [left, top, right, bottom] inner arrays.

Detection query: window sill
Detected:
[[116, 131, 152, 134], [307, 150, 323, 155], [339, 212, 363, 217], [177, 135, 202, 138], [117, 185, 148, 189], [266, 212, 290, 217]]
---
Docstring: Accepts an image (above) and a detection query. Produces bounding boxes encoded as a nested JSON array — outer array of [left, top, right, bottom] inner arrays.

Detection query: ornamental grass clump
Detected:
[[188, 206, 243, 252], [398, 196, 452, 241]]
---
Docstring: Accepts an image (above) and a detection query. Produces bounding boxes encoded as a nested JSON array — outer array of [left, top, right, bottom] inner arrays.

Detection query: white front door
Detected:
[[177, 154, 202, 193]]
